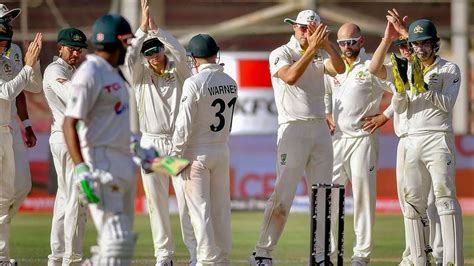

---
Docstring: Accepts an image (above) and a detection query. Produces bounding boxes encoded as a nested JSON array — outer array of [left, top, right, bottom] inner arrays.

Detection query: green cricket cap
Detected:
[[187, 34, 219, 58], [57, 27, 88, 48]]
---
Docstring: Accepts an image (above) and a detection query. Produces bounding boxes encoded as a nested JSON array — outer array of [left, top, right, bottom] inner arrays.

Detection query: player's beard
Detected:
[[343, 47, 360, 59], [415, 45, 434, 62]]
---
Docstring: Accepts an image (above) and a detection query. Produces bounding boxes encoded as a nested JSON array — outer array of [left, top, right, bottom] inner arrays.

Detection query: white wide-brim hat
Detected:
[[0, 4, 21, 20], [284, 10, 320, 26]]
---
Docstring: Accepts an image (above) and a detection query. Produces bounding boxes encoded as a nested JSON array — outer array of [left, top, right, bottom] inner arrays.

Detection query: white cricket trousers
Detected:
[[83, 147, 137, 265], [330, 134, 378, 261], [0, 121, 32, 261], [255, 120, 333, 262], [404, 133, 463, 265], [0, 126, 14, 261], [140, 133, 196, 263], [396, 136, 443, 265], [182, 143, 232, 265], [48, 131, 87, 266]]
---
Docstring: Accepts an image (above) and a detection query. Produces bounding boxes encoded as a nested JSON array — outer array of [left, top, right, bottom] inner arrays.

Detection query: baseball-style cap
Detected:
[[92, 14, 133, 45], [408, 19, 439, 43], [187, 34, 219, 58], [57, 27, 88, 48], [393, 36, 408, 46], [0, 4, 21, 21], [284, 10, 320, 26], [141, 37, 164, 54]]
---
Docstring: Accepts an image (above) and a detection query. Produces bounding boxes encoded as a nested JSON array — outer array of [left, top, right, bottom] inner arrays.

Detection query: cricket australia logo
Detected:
[[413, 25, 424, 34], [72, 34, 82, 41], [307, 15, 315, 22], [280, 153, 287, 165]]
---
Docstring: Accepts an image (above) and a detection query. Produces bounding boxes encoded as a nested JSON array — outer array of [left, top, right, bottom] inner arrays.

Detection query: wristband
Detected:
[[74, 162, 90, 176], [22, 119, 32, 128]]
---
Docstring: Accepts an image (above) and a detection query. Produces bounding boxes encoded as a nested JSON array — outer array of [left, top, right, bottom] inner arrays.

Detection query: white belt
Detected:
[[142, 132, 172, 139], [0, 125, 11, 133]]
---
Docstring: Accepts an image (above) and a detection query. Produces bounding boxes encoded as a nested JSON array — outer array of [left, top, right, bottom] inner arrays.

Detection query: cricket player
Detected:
[[172, 33, 237, 265], [0, 18, 42, 264], [121, 1, 196, 264], [367, 11, 444, 265], [1, 4, 40, 243], [249, 10, 345, 265], [43, 27, 88, 266], [63, 14, 137, 265], [377, 15, 463, 265], [324, 23, 392, 265]]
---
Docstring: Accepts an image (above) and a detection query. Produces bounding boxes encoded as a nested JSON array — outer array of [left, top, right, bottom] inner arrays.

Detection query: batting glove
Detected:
[[130, 134, 160, 173], [74, 163, 100, 204]]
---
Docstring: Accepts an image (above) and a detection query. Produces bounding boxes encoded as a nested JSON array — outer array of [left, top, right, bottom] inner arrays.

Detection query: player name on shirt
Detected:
[[208, 84, 237, 96]]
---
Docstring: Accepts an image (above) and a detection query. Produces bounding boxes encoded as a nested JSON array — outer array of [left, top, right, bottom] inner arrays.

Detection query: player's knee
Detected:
[[403, 203, 420, 220], [435, 197, 460, 216], [432, 181, 455, 199]]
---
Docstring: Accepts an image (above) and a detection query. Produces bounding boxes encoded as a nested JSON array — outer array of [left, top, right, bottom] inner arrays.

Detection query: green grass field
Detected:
[[9, 212, 474, 265]]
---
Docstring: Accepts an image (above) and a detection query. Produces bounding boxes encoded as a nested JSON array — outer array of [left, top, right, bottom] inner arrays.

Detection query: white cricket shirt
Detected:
[[172, 64, 238, 156], [65, 54, 131, 153], [269, 36, 327, 124]]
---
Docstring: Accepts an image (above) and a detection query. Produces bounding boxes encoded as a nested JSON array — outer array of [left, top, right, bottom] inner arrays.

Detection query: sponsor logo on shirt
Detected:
[[103, 82, 122, 93], [355, 70, 369, 83], [114, 101, 128, 115]]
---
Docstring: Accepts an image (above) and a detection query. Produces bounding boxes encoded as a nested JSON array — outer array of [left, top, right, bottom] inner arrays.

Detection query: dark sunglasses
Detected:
[[337, 36, 361, 46], [143, 46, 163, 57]]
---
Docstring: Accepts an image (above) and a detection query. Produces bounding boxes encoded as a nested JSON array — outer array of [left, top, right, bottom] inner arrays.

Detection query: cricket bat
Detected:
[[127, 77, 190, 176]]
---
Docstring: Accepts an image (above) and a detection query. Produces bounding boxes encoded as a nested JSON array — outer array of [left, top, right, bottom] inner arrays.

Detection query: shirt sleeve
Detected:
[[0, 65, 33, 101], [23, 61, 43, 93], [423, 63, 460, 113], [172, 78, 198, 156], [122, 28, 147, 86], [324, 74, 333, 114], [150, 28, 191, 82], [64, 65, 100, 120], [269, 47, 291, 77]]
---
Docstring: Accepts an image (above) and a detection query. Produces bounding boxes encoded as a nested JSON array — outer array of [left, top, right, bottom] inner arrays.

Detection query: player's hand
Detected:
[[140, 0, 150, 32], [24, 126, 37, 148], [361, 114, 389, 133], [130, 135, 159, 173], [24, 33, 42, 67], [386, 8, 408, 39], [74, 163, 100, 204], [383, 20, 399, 43], [308, 23, 328, 52], [326, 113, 336, 135]]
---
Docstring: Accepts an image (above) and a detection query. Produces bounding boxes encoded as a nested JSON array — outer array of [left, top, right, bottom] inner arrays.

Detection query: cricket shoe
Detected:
[[351, 257, 368, 266], [248, 252, 272, 266], [156, 259, 173, 266], [0, 260, 17, 266]]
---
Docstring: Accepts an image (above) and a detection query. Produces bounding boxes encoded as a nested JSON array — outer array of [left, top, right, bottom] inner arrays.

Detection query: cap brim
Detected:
[[59, 40, 88, 49], [283, 18, 297, 25], [1, 9, 21, 20]]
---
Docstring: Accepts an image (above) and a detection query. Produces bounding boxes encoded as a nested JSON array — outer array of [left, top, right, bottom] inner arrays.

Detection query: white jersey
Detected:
[[172, 64, 238, 155], [122, 28, 190, 135], [43, 56, 76, 142], [7, 44, 23, 122], [269, 36, 327, 124], [0, 54, 36, 127], [65, 54, 131, 153], [325, 49, 392, 137], [401, 57, 460, 135]]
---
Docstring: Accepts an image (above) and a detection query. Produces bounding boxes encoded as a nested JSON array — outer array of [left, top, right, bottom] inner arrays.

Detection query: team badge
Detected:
[[3, 63, 11, 74], [413, 25, 424, 34], [280, 153, 287, 165], [355, 70, 368, 83], [72, 34, 82, 41], [307, 15, 315, 22], [96, 32, 104, 42]]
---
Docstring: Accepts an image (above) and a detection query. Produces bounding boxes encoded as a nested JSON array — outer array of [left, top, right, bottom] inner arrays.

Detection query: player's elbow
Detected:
[[334, 64, 345, 75], [280, 75, 298, 85]]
